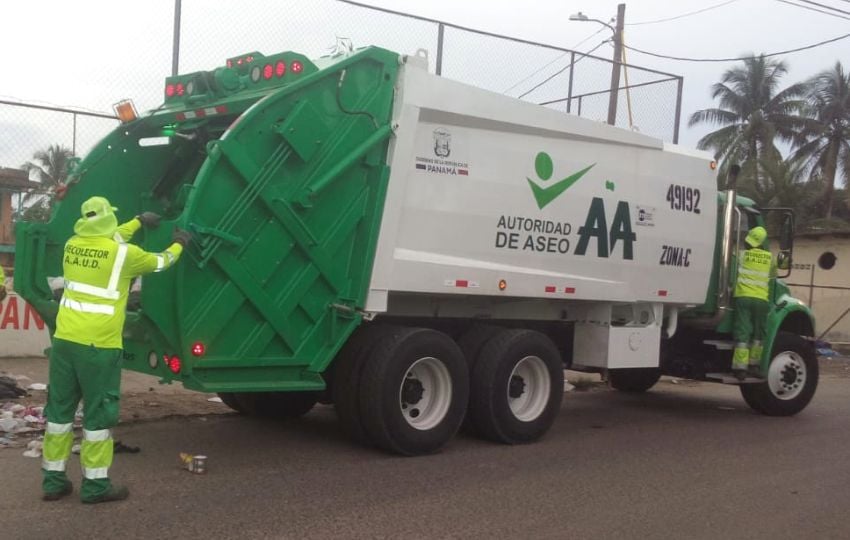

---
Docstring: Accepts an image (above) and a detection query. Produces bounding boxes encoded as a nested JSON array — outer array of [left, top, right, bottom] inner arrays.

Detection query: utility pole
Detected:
[[606, 3, 625, 126], [172, 0, 182, 76]]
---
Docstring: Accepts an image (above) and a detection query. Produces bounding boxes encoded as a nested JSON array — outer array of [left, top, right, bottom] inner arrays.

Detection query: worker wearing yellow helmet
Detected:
[[41, 196, 191, 504], [732, 225, 772, 380]]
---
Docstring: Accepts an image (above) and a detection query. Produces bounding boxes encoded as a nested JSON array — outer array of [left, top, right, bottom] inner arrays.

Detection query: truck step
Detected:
[[705, 372, 765, 385], [703, 340, 734, 350]]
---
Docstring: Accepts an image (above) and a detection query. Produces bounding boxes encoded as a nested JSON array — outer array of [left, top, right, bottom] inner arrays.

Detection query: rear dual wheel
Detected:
[[467, 329, 564, 444]]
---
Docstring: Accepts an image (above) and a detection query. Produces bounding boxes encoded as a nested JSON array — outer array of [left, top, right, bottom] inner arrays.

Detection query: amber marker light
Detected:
[[710, 161, 717, 170], [113, 99, 139, 123], [498, 279, 508, 291]]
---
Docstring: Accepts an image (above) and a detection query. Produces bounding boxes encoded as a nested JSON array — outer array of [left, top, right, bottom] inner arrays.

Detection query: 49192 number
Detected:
[[666, 184, 701, 214]]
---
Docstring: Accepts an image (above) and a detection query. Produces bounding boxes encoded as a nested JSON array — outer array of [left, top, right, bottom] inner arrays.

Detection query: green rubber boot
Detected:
[[82, 485, 129, 504]]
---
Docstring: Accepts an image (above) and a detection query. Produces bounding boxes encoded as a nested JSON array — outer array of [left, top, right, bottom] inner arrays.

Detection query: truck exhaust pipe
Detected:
[[714, 164, 741, 322]]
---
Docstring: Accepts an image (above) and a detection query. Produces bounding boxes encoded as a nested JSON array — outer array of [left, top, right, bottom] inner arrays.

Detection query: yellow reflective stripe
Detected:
[[64, 280, 120, 300], [60, 297, 115, 315], [83, 467, 110, 479], [106, 243, 128, 291], [46, 422, 73, 435], [43, 429, 74, 461], [83, 429, 111, 442], [42, 458, 67, 472]]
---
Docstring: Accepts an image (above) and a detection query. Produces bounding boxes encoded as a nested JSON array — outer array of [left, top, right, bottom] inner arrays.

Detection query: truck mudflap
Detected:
[[16, 47, 400, 392]]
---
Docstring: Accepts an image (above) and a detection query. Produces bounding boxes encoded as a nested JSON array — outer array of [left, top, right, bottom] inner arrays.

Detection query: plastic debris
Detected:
[[114, 440, 140, 454], [563, 381, 575, 392], [0, 376, 27, 399], [71, 444, 81, 455], [27, 383, 47, 391], [0, 403, 46, 433], [22, 439, 42, 458], [207, 397, 224, 403]]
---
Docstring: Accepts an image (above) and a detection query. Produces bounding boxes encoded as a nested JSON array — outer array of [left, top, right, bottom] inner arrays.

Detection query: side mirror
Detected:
[[777, 251, 791, 271], [780, 212, 794, 251]]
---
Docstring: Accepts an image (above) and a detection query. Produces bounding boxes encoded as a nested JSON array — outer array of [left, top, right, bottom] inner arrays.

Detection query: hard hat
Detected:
[[74, 196, 119, 238], [745, 226, 767, 248]]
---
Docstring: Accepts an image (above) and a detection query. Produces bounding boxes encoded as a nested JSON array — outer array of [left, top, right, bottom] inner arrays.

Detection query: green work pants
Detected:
[[732, 296, 769, 370], [42, 338, 122, 501]]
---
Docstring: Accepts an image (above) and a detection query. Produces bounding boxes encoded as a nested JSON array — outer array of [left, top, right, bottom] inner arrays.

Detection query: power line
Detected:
[[626, 0, 740, 25], [774, 0, 850, 19], [502, 25, 608, 94], [796, 0, 850, 15], [623, 31, 850, 62], [517, 40, 611, 99]]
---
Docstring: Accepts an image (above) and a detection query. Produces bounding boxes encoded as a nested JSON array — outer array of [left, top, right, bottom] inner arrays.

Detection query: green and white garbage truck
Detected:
[[15, 47, 817, 455]]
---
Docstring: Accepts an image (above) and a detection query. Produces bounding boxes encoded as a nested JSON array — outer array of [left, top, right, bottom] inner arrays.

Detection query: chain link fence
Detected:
[[0, 0, 682, 184]]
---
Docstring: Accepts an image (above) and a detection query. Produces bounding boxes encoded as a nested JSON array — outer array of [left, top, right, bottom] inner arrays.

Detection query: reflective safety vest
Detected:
[[0, 264, 5, 287], [55, 219, 183, 349], [734, 247, 772, 301]]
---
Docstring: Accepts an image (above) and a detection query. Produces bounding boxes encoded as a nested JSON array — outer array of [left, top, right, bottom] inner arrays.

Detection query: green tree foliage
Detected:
[[17, 144, 75, 223], [792, 62, 850, 220]]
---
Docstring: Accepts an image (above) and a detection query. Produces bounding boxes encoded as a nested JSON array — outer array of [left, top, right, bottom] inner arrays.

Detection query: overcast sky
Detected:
[[1, 0, 848, 168]]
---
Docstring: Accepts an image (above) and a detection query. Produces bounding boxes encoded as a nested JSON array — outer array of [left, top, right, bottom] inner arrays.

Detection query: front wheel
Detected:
[[740, 332, 818, 416]]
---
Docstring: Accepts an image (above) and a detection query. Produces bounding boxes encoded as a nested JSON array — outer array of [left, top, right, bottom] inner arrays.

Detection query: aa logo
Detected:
[[527, 152, 595, 210]]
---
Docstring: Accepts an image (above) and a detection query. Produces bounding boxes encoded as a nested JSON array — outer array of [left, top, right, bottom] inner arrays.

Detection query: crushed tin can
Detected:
[[179, 452, 208, 474]]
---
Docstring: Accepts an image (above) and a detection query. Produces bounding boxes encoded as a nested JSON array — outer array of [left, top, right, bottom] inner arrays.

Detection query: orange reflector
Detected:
[[498, 279, 507, 291], [113, 99, 138, 123], [710, 161, 717, 170]]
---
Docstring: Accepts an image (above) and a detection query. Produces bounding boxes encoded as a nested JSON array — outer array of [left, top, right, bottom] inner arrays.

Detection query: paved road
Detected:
[[3, 365, 850, 539]]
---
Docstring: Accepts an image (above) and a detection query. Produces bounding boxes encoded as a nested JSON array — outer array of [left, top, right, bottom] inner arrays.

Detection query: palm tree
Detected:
[[688, 55, 810, 188], [18, 144, 75, 222], [754, 156, 818, 229], [793, 61, 850, 219]]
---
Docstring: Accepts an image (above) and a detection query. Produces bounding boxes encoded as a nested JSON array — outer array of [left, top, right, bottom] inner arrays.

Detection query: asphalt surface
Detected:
[[3, 363, 850, 540]]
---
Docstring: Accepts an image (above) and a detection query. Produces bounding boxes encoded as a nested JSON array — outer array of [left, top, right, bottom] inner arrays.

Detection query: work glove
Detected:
[[136, 212, 162, 229], [172, 227, 193, 247]]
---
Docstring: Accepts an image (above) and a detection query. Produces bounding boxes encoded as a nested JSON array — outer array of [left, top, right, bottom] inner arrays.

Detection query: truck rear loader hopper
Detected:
[[15, 47, 818, 455]]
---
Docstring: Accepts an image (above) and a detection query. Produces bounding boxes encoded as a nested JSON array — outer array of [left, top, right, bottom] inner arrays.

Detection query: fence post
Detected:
[[566, 51, 575, 114], [673, 76, 683, 144], [577, 96, 583, 117], [172, 0, 182, 76], [436, 23, 445, 75], [72, 113, 77, 155]]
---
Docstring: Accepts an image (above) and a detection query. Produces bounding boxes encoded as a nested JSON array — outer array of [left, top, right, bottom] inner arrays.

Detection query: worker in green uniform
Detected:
[[732, 225, 772, 380], [41, 196, 191, 504], [0, 264, 6, 302]]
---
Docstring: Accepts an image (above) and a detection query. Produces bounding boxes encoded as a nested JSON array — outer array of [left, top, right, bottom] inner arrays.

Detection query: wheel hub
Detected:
[[768, 351, 807, 401], [402, 378, 425, 405], [509, 375, 526, 398]]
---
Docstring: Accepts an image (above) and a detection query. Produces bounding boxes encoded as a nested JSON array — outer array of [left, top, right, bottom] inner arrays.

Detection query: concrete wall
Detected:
[[0, 292, 51, 357], [784, 234, 850, 343]]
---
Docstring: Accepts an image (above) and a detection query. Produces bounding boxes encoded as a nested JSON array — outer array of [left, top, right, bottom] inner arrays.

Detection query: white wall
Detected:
[[0, 293, 50, 357]]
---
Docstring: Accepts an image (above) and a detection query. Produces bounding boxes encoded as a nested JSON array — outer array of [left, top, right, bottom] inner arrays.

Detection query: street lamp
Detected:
[[570, 4, 626, 126]]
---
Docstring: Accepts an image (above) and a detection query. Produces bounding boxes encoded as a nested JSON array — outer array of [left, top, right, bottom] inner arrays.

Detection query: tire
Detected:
[[217, 392, 246, 413], [332, 324, 387, 445], [457, 324, 500, 375], [359, 327, 469, 456], [608, 368, 662, 393], [232, 391, 317, 418], [469, 329, 564, 444], [740, 332, 818, 416]]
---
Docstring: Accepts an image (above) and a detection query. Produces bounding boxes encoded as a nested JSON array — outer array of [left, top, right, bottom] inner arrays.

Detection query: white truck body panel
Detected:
[[366, 57, 717, 320]]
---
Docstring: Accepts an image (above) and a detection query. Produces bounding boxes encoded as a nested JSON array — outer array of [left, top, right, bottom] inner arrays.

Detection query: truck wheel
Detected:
[[458, 324, 500, 374], [265, 392, 318, 418], [740, 332, 818, 416], [608, 368, 662, 393], [332, 324, 388, 446], [359, 328, 468, 456], [469, 329, 564, 444], [217, 392, 246, 413]]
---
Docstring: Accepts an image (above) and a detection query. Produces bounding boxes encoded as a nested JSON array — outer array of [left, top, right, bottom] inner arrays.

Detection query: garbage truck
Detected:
[[15, 47, 817, 455]]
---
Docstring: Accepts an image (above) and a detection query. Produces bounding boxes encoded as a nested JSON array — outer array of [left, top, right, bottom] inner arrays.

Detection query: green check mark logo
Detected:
[[527, 152, 595, 210]]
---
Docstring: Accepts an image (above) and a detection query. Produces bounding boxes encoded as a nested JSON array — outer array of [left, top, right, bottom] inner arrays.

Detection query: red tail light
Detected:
[[263, 64, 273, 80], [275, 61, 286, 77], [291, 60, 303, 74], [191, 342, 206, 357], [165, 84, 176, 97], [165, 355, 182, 374], [176, 83, 185, 96]]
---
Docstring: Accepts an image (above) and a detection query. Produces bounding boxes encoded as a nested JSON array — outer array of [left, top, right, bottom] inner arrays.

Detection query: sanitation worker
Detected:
[[0, 264, 6, 302], [732, 225, 772, 380], [41, 196, 191, 503]]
